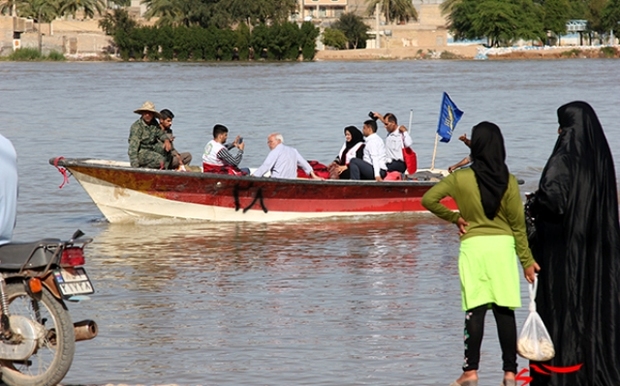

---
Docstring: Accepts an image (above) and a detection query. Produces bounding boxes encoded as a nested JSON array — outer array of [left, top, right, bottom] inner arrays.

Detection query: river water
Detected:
[[1, 59, 619, 385]]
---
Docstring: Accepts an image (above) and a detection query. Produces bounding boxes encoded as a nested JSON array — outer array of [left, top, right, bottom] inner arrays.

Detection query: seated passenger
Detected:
[[202, 124, 247, 175], [348, 120, 387, 181], [328, 126, 365, 179], [373, 111, 413, 173], [128, 101, 170, 169], [159, 109, 192, 170], [252, 133, 322, 179]]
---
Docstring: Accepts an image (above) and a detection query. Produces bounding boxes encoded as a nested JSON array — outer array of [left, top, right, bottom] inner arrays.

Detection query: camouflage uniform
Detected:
[[128, 118, 172, 169]]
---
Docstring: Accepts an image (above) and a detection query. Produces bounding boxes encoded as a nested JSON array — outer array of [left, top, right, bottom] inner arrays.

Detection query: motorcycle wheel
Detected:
[[0, 283, 76, 386]]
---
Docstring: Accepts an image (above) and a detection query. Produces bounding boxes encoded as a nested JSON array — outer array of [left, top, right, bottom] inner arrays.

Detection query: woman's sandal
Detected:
[[449, 381, 478, 386]]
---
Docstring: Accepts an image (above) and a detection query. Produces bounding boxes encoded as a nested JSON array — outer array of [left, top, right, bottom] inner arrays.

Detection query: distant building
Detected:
[[294, 0, 447, 22]]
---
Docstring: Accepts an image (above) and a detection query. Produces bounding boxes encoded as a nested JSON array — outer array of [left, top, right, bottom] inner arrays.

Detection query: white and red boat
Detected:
[[50, 158, 457, 223]]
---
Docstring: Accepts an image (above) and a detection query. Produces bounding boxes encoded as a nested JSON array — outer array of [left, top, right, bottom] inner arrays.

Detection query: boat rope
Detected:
[[52, 156, 70, 188]]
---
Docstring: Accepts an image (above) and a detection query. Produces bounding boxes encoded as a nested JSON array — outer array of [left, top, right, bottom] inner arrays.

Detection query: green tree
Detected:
[[322, 27, 348, 49], [602, 0, 620, 36], [265, 22, 299, 60], [442, 0, 544, 46], [585, 0, 607, 41], [223, 0, 296, 26], [365, 0, 417, 24], [142, 0, 191, 27], [250, 23, 271, 58], [299, 21, 319, 60], [233, 21, 251, 59], [332, 12, 369, 49], [441, 0, 478, 41], [58, 0, 105, 18], [98, 8, 137, 36], [539, 0, 570, 40]]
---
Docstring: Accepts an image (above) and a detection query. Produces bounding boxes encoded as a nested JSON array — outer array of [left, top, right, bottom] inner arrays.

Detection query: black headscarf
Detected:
[[340, 126, 364, 165], [469, 121, 509, 220], [530, 101, 620, 385]]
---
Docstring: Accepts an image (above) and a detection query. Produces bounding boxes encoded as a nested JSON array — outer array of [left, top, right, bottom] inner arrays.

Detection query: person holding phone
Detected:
[[202, 124, 248, 175]]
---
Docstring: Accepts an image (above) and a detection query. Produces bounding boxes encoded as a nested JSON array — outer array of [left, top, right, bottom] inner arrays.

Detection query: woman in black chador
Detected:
[[530, 101, 620, 386]]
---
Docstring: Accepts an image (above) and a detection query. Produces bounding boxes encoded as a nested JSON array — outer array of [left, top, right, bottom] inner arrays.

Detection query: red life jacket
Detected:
[[297, 160, 330, 179], [202, 163, 247, 176]]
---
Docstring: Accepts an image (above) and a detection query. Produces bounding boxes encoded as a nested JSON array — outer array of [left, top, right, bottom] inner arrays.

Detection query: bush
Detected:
[[439, 50, 461, 60], [560, 49, 582, 58], [111, 23, 318, 61], [322, 28, 348, 50], [46, 50, 66, 61], [599, 46, 617, 58], [8, 48, 42, 61]]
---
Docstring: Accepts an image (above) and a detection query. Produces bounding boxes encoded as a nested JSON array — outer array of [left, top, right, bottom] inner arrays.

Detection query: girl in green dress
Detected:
[[422, 121, 539, 386]]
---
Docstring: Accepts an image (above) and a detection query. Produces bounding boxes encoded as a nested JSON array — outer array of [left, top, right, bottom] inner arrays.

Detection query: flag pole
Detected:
[[431, 133, 439, 170]]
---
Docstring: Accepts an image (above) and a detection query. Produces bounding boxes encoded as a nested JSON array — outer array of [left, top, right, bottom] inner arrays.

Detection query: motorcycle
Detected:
[[0, 229, 97, 386]]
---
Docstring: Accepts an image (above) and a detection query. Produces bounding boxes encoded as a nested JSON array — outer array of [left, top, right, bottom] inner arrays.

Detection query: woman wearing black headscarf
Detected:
[[529, 101, 620, 386], [328, 126, 365, 179], [423, 122, 539, 386]]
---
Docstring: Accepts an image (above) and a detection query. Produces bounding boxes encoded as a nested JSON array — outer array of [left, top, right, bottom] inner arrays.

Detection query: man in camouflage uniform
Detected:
[[128, 101, 172, 169]]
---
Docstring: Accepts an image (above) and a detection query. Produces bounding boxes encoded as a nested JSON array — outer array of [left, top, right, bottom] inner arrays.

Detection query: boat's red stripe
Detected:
[[71, 165, 458, 213]]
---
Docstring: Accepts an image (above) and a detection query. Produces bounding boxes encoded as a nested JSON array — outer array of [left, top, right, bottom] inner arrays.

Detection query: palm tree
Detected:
[[365, 0, 417, 25], [58, 0, 105, 19], [142, 0, 183, 26]]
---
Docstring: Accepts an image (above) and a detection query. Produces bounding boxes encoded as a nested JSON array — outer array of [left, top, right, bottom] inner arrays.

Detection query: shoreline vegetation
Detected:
[[2, 45, 618, 62]]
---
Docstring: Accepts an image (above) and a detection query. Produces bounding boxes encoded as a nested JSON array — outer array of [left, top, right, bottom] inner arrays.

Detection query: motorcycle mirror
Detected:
[[71, 229, 85, 241]]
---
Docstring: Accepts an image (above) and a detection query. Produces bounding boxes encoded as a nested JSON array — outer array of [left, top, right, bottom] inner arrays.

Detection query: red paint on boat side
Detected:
[[64, 161, 458, 213]]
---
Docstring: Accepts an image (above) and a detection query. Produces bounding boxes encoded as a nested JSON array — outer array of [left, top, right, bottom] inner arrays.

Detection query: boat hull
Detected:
[[52, 159, 457, 223]]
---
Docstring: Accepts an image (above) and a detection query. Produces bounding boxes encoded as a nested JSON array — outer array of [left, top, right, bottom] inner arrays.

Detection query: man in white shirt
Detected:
[[348, 120, 387, 181], [252, 133, 321, 179], [373, 112, 413, 173], [0, 134, 18, 246], [202, 124, 247, 175]]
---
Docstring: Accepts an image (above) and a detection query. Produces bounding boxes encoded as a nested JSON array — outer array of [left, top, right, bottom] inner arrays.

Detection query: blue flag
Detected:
[[436, 92, 464, 143]]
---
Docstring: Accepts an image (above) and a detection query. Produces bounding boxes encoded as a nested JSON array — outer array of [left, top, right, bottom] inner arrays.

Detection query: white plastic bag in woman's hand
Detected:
[[517, 276, 555, 361]]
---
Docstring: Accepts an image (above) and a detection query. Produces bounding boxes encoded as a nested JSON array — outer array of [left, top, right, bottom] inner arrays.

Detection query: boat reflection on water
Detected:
[[88, 214, 460, 282]]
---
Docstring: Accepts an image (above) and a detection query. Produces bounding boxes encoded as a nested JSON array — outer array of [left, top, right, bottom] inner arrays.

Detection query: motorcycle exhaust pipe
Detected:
[[74, 319, 98, 342]]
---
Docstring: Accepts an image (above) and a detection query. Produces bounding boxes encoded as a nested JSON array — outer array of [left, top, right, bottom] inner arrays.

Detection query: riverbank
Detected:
[[314, 45, 620, 61]]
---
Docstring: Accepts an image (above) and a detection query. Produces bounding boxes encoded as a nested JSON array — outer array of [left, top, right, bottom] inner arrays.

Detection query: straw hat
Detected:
[[134, 101, 161, 118]]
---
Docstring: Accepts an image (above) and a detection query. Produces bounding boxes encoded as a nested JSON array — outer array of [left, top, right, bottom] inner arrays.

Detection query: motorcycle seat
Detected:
[[0, 239, 62, 270]]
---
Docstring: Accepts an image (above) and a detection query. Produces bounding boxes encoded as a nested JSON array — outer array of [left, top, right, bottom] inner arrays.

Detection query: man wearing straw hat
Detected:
[[128, 101, 171, 169]]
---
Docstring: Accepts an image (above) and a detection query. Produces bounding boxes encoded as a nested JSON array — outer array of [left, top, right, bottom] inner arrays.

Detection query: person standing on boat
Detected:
[[159, 109, 192, 170], [348, 119, 387, 181], [422, 121, 539, 386], [328, 126, 365, 179], [128, 101, 171, 169], [252, 133, 321, 179], [372, 112, 413, 173], [0, 133, 18, 246], [528, 101, 620, 386], [202, 124, 247, 175]]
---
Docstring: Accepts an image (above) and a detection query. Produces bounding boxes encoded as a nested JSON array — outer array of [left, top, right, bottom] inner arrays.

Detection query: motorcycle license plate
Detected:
[[53, 267, 95, 297]]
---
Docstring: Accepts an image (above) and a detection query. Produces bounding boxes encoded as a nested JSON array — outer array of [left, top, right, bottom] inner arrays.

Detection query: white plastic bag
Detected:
[[517, 277, 555, 361]]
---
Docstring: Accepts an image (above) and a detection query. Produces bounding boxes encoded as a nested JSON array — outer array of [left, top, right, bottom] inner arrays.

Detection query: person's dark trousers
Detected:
[[349, 158, 386, 180], [386, 160, 406, 173], [462, 303, 518, 373]]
